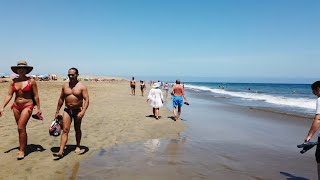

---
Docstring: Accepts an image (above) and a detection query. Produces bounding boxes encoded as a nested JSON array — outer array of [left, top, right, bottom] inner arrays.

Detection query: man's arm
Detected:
[[78, 85, 89, 118], [305, 114, 320, 142], [55, 86, 65, 118], [170, 85, 175, 95], [181, 86, 188, 102]]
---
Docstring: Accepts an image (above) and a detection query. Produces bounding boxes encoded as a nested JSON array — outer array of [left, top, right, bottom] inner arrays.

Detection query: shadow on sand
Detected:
[[51, 145, 89, 160], [4, 144, 46, 158], [280, 171, 309, 180], [167, 116, 186, 121], [146, 115, 163, 120]]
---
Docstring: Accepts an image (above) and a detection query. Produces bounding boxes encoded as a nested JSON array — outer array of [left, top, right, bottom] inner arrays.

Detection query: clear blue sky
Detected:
[[0, 0, 319, 83]]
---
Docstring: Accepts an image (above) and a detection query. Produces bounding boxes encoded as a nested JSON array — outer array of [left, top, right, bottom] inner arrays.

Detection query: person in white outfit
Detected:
[[147, 83, 163, 120], [304, 81, 320, 179]]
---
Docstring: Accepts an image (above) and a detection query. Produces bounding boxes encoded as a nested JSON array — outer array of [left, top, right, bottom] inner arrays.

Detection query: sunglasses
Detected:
[[68, 74, 77, 77]]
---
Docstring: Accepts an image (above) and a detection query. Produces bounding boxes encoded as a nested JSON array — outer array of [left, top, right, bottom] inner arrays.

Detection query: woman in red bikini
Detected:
[[0, 60, 42, 160]]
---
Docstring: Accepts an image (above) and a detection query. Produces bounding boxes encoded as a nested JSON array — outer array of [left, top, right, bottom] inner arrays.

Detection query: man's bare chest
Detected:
[[64, 87, 82, 97]]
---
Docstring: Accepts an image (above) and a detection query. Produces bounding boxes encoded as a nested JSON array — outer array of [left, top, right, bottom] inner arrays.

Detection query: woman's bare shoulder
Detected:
[[29, 78, 36, 83], [12, 78, 19, 83]]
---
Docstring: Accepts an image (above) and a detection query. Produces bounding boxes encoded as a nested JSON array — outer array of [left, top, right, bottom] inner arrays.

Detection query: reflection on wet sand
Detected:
[[144, 139, 161, 154], [144, 138, 160, 166], [164, 135, 187, 165], [69, 161, 80, 180], [142, 135, 187, 167]]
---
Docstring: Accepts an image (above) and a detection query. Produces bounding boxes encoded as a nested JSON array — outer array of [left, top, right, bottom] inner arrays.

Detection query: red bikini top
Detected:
[[12, 79, 32, 92]]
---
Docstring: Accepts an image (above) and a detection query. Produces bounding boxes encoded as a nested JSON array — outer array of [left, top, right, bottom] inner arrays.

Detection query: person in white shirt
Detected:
[[304, 81, 320, 179], [147, 83, 163, 120]]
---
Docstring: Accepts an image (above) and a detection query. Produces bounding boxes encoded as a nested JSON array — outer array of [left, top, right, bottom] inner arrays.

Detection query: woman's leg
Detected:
[[13, 107, 32, 159], [155, 108, 159, 119]]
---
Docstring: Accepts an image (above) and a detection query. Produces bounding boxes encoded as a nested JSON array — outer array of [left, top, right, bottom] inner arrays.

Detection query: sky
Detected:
[[0, 0, 319, 83]]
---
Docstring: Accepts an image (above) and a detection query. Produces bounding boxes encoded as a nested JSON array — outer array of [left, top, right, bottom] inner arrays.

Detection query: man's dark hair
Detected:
[[311, 81, 320, 90], [69, 67, 79, 74], [176, 79, 181, 84], [132, 77, 134, 80]]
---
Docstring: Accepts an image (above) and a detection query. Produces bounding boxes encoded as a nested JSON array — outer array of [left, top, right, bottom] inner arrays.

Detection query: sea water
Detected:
[[184, 82, 315, 117]]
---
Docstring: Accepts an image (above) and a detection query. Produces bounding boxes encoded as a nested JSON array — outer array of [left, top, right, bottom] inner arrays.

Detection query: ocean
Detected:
[[184, 82, 316, 117]]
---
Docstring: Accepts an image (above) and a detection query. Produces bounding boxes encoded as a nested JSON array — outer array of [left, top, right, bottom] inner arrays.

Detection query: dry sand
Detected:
[[0, 79, 186, 179]]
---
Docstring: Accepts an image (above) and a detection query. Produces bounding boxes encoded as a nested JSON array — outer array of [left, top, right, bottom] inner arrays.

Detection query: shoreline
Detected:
[[71, 90, 317, 179]]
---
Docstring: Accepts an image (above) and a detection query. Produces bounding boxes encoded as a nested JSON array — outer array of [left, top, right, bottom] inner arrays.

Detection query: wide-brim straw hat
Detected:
[[152, 83, 160, 88], [11, 60, 33, 74]]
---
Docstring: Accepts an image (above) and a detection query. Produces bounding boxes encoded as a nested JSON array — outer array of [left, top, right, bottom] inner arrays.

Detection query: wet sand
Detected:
[[71, 92, 317, 179], [0, 80, 185, 179]]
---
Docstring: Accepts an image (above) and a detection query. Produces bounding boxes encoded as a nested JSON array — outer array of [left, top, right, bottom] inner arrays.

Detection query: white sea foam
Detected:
[[185, 84, 316, 110]]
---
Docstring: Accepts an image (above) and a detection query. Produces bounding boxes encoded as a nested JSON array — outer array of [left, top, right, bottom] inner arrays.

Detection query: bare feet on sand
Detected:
[[17, 151, 25, 160], [53, 152, 64, 158], [75, 147, 81, 154]]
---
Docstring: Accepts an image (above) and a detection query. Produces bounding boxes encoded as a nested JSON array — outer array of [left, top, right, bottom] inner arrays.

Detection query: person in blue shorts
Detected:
[[170, 79, 188, 121]]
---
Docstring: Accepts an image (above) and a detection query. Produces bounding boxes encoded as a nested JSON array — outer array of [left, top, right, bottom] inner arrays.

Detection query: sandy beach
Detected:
[[0, 79, 186, 179]]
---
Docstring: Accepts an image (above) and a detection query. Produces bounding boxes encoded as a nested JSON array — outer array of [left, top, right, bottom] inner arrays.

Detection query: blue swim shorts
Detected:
[[173, 96, 183, 107]]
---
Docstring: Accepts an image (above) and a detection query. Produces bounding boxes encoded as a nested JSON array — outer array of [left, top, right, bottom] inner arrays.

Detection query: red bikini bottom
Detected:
[[11, 103, 34, 113]]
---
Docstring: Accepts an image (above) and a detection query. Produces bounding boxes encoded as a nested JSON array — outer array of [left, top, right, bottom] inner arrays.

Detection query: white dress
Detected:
[[148, 88, 163, 108]]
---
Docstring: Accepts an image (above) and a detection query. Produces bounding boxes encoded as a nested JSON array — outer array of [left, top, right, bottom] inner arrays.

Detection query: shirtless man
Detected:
[[140, 80, 146, 96], [130, 77, 136, 96], [53, 67, 89, 158], [171, 79, 188, 121]]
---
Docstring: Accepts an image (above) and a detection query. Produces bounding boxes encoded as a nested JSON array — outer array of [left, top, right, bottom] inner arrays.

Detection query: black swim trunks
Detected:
[[64, 108, 81, 121], [131, 85, 136, 89], [316, 137, 320, 163]]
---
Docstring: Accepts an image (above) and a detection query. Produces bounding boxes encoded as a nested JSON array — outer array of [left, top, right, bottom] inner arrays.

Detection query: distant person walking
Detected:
[[164, 82, 169, 98], [147, 83, 164, 120], [53, 67, 89, 158], [303, 81, 320, 179], [171, 79, 188, 121], [130, 77, 136, 96], [140, 80, 146, 96], [0, 60, 42, 160]]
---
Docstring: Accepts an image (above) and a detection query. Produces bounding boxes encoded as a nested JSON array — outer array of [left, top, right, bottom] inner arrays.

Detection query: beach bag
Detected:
[[49, 115, 63, 137]]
